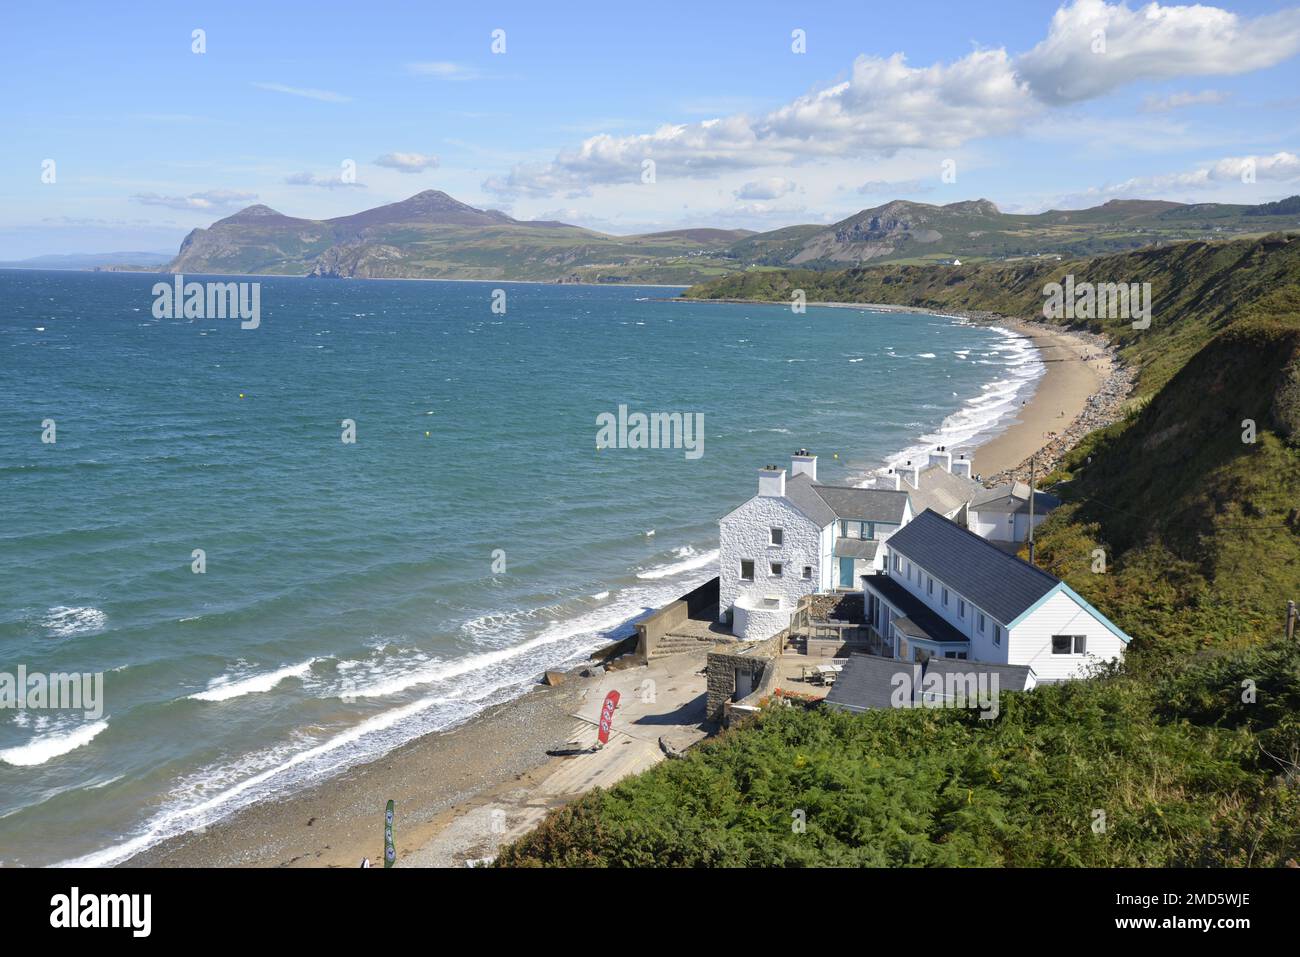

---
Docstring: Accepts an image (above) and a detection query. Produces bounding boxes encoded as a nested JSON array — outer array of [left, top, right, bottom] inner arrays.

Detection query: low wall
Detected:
[[635, 577, 720, 661], [733, 600, 792, 641]]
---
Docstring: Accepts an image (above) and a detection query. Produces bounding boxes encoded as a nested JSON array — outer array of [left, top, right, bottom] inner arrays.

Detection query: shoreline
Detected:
[[117, 301, 1131, 869]]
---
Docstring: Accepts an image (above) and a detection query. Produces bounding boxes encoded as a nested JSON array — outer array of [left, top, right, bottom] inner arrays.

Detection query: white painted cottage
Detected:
[[719, 451, 912, 640], [862, 509, 1130, 681], [877, 448, 983, 524], [967, 482, 1061, 544]]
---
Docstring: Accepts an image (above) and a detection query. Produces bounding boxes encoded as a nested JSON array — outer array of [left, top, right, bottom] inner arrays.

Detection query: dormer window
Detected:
[[770, 527, 783, 546]]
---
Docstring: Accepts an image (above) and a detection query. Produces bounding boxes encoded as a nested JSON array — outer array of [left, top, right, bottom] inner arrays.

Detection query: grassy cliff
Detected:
[[497, 236, 1300, 867], [686, 234, 1300, 397]]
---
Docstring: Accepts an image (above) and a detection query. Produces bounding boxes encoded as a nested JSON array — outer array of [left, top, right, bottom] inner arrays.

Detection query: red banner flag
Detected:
[[596, 690, 620, 745]]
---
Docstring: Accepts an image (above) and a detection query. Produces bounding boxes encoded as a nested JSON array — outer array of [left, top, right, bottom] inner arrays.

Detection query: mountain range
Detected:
[[162, 189, 1300, 284]]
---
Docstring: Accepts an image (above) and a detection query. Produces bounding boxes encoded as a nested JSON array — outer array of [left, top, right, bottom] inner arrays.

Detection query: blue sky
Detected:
[[3, 0, 1299, 258]]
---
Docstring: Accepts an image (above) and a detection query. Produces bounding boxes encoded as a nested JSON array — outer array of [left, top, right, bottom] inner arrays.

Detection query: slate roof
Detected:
[[781, 474, 838, 527], [824, 654, 1035, 713], [810, 482, 911, 523], [906, 464, 983, 517], [883, 509, 1061, 624], [970, 482, 1061, 515], [862, 573, 969, 645], [925, 658, 1035, 693], [833, 538, 879, 561], [823, 654, 912, 712]]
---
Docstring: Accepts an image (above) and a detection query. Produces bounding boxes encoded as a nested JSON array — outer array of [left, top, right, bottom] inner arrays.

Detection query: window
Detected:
[[740, 560, 754, 581], [801, 565, 812, 580], [978, 612, 986, 633], [770, 562, 783, 577], [906, 561, 912, 581], [893, 554, 901, 574], [769, 528, 783, 546], [958, 598, 966, 618], [1052, 635, 1087, 655], [993, 624, 1002, 646], [927, 575, 934, 596], [942, 587, 949, 606]]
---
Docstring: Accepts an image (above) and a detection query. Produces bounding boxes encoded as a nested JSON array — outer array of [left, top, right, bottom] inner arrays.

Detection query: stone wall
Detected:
[[705, 632, 784, 723], [635, 577, 719, 661]]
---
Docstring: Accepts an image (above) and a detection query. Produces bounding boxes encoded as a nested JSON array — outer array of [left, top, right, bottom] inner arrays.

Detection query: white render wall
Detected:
[[1007, 589, 1125, 681], [875, 545, 1009, 663], [969, 509, 1049, 544], [719, 495, 824, 634]]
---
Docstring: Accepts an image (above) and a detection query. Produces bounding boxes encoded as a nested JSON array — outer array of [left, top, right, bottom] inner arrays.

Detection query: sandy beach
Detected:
[[128, 649, 713, 868], [123, 308, 1131, 869]]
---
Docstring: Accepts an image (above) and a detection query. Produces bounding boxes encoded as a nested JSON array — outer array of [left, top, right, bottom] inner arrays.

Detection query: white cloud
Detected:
[[132, 189, 258, 211], [406, 62, 481, 81], [1068, 151, 1300, 201], [1017, 0, 1300, 104], [374, 152, 441, 173], [1141, 89, 1230, 112], [735, 177, 797, 200], [285, 171, 367, 190], [485, 49, 1034, 197], [478, 1, 1300, 204], [857, 178, 935, 195], [252, 82, 353, 103]]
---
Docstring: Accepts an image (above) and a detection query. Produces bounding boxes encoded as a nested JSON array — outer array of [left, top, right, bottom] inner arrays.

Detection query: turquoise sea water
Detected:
[[0, 270, 1040, 865]]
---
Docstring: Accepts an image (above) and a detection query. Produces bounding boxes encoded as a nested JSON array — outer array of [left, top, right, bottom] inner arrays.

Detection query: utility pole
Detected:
[[1028, 454, 1036, 566], [1287, 600, 1297, 641]]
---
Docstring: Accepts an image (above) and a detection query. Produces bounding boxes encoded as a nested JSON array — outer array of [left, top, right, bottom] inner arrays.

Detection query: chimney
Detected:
[[927, 446, 952, 473], [758, 465, 786, 498], [902, 460, 921, 490], [951, 454, 972, 480], [791, 449, 817, 482]]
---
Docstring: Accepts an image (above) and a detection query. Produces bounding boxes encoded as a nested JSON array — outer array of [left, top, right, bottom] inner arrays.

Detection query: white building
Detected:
[[862, 509, 1129, 681], [967, 482, 1060, 544], [878, 447, 983, 524], [719, 450, 912, 640]]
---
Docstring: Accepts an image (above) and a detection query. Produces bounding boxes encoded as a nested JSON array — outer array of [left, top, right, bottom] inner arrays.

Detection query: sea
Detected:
[[0, 270, 1042, 866]]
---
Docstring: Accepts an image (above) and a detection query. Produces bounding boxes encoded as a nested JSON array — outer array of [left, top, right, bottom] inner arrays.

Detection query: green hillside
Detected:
[[165, 189, 1300, 283], [687, 233, 1300, 396], [497, 235, 1300, 868]]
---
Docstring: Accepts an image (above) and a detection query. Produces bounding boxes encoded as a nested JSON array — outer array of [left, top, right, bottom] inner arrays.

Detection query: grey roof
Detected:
[[782, 474, 838, 527], [833, 538, 879, 561], [884, 510, 1061, 624], [970, 482, 1061, 515], [824, 654, 912, 713], [810, 483, 910, 523], [925, 658, 1035, 693], [862, 573, 969, 646], [824, 653, 1035, 714], [906, 464, 983, 517]]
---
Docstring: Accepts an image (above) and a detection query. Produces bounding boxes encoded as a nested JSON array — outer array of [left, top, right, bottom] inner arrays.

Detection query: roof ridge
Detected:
[[906, 509, 1061, 586]]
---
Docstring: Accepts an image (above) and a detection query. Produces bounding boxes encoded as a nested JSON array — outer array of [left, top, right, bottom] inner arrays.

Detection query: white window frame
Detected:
[[740, 559, 755, 582], [769, 527, 783, 547]]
